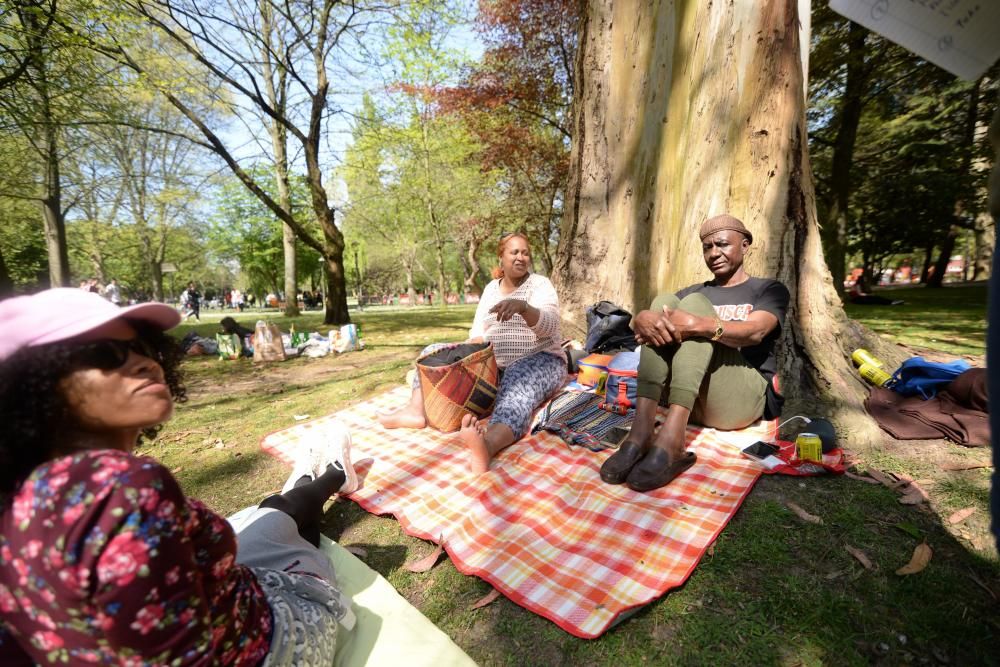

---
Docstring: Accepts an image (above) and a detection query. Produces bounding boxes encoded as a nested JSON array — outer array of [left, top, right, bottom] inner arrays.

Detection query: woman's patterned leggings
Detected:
[[414, 344, 566, 436]]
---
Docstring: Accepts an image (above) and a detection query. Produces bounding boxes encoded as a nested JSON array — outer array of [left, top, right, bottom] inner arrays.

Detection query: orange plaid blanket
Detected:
[[260, 386, 771, 638]]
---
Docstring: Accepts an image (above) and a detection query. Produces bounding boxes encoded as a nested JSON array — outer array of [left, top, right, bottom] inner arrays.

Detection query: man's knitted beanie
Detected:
[[699, 214, 753, 244]]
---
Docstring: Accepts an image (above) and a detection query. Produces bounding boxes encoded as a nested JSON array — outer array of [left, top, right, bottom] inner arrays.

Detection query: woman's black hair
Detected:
[[0, 322, 186, 498]]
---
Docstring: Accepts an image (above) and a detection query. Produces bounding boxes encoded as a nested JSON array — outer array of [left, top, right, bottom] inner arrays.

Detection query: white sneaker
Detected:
[[312, 423, 359, 495], [281, 446, 315, 494]]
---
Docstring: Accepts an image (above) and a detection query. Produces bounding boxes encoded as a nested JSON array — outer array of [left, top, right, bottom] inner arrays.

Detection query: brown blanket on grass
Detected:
[[865, 368, 989, 446]]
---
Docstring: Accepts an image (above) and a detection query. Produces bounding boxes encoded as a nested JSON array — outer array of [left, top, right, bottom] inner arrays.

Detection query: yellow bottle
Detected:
[[851, 348, 883, 368], [858, 362, 892, 387]]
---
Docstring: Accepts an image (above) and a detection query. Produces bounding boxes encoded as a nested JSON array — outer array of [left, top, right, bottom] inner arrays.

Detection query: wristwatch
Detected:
[[711, 318, 724, 341]]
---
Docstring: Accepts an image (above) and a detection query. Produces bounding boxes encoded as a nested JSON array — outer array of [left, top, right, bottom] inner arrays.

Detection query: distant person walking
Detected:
[[180, 281, 201, 321], [105, 278, 122, 306]]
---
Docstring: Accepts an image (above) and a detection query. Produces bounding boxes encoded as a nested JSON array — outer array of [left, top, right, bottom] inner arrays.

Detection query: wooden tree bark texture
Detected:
[[555, 0, 885, 429]]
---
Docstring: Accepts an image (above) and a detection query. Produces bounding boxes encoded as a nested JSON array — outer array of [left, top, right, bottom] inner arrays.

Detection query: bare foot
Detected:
[[377, 407, 426, 429], [459, 413, 491, 473]]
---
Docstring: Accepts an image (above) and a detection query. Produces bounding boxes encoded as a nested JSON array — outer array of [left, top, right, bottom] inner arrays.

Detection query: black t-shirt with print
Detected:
[[675, 277, 790, 416]]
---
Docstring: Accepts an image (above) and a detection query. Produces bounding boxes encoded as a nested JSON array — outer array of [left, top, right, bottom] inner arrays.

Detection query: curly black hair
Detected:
[[0, 323, 187, 498]]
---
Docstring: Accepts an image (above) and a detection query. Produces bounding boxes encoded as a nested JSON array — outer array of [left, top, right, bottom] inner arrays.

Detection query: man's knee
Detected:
[[649, 292, 680, 312], [678, 292, 716, 318]]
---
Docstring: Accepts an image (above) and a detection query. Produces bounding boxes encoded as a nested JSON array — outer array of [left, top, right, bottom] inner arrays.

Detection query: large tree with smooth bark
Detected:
[[555, 0, 890, 442]]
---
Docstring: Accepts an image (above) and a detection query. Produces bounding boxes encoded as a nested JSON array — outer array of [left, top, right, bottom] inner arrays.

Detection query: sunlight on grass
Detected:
[[844, 284, 986, 356], [150, 299, 997, 665]]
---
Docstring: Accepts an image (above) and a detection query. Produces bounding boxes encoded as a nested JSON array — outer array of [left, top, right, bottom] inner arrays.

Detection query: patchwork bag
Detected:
[[890, 356, 972, 399], [600, 349, 640, 414], [417, 342, 500, 432]]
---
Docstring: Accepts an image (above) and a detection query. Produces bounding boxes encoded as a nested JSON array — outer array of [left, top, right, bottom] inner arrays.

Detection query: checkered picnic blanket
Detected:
[[261, 386, 772, 638]]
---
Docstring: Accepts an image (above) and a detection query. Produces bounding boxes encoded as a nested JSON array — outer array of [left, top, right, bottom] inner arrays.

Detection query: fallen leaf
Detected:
[[898, 482, 930, 505], [344, 545, 368, 559], [786, 501, 823, 524], [404, 544, 444, 573], [706, 542, 716, 556], [940, 462, 991, 471], [170, 467, 184, 474], [947, 507, 976, 525], [895, 542, 932, 576], [844, 471, 881, 485], [845, 545, 874, 570], [825, 569, 846, 580], [865, 468, 897, 489], [893, 521, 922, 539], [469, 588, 502, 610]]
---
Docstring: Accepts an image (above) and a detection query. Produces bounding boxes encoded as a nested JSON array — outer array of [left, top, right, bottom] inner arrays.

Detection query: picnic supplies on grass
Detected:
[[262, 386, 772, 638], [216, 333, 242, 360], [253, 320, 286, 362], [416, 342, 499, 432], [532, 390, 633, 451], [584, 301, 637, 353], [890, 356, 972, 399], [865, 370, 989, 446], [569, 352, 613, 391], [600, 349, 640, 413], [330, 324, 364, 353]]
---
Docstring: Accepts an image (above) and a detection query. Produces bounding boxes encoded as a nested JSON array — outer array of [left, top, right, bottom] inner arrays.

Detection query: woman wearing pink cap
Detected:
[[0, 289, 356, 664]]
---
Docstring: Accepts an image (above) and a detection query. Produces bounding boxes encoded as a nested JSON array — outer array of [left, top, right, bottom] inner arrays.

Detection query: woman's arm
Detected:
[[468, 282, 495, 339]]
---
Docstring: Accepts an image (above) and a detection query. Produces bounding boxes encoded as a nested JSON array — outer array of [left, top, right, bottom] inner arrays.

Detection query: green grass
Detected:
[[149, 300, 998, 666], [844, 283, 987, 356]]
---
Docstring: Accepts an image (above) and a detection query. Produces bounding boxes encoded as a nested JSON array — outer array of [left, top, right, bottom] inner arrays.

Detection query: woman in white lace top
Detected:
[[379, 233, 567, 472]]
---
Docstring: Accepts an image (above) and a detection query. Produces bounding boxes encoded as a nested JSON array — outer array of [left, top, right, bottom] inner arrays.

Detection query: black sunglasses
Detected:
[[70, 338, 161, 370]]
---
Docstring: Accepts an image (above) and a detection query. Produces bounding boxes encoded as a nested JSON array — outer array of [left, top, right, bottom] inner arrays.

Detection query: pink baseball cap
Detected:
[[0, 288, 181, 362]]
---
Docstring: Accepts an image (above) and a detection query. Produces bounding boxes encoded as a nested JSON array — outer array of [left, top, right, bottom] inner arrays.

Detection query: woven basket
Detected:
[[417, 343, 499, 432]]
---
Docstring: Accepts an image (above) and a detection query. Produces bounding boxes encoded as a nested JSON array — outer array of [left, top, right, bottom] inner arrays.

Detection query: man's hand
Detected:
[[490, 299, 529, 322], [665, 308, 709, 341], [632, 308, 679, 347]]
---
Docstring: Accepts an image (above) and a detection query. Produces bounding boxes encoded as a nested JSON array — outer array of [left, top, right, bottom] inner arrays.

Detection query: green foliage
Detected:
[[208, 171, 322, 297], [808, 5, 996, 283], [0, 196, 46, 287]]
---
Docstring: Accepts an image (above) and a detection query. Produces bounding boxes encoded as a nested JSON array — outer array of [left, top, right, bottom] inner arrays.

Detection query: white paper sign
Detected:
[[829, 0, 1000, 80]]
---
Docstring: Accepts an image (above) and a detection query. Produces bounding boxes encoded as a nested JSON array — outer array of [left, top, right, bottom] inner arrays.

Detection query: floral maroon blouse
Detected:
[[0, 450, 272, 665]]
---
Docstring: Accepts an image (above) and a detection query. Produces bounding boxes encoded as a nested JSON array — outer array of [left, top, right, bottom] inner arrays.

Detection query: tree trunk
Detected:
[[0, 246, 13, 297], [39, 87, 68, 287], [21, 4, 69, 287], [928, 78, 982, 289], [973, 211, 994, 280], [555, 0, 889, 445], [822, 21, 867, 296], [319, 217, 349, 323], [260, 3, 300, 318], [402, 253, 417, 306], [919, 245, 933, 283], [462, 238, 483, 295], [926, 226, 958, 288]]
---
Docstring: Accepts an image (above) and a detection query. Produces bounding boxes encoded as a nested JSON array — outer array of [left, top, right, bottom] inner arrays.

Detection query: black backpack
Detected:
[[584, 301, 637, 353]]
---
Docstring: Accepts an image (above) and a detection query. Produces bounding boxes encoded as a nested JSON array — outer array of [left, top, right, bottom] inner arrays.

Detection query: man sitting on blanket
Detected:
[[600, 214, 790, 492]]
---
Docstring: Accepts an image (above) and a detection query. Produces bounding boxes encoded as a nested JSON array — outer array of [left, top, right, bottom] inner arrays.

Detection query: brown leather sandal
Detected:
[[625, 449, 697, 492]]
